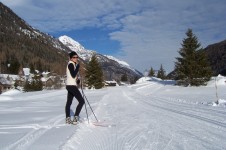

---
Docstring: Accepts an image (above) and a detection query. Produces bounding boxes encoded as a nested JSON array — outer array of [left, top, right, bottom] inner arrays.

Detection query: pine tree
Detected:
[[157, 64, 166, 79], [30, 63, 35, 74], [175, 29, 212, 86], [23, 75, 43, 92], [7, 56, 20, 74], [23, 80, 31, 92], [33, 74, 43, 91], [148, 67, 155, 77], [36, 59, 43, 73], [85, 55, 104, 89], [121, 74, 128, 82], [192, 50, 212, 85]]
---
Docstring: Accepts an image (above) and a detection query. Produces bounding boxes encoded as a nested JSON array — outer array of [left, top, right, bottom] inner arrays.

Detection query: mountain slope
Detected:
[[203, 39, 226, 76], [59, 35, 142, 83], [0, 2, 70, 75]]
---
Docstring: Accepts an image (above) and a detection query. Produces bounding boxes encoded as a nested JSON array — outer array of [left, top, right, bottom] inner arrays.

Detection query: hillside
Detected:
[[203, 40, 226, 76], [0, 2, 70, 75]]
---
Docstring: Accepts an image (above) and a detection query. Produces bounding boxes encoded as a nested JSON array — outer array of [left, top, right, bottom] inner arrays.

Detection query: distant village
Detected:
[[0, 68, 66, 94], [0, 68, 119, 94]]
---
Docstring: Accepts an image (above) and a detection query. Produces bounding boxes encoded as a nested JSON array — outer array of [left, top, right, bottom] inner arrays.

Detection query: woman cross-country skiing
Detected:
[[65, 51, 85, 124]]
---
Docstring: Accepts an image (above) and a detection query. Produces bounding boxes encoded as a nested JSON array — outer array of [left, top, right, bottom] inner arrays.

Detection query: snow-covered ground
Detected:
[[0, 77, 226, 150]]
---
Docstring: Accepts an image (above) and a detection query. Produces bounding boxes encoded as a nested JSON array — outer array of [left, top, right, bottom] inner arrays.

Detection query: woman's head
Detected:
[[69, 51, 79, 62]]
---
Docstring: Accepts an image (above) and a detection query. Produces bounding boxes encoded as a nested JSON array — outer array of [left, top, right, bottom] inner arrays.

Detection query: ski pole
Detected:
[[79, 73, 89, 123], [84, 98, 89, 124], [82, 89, 98, 122], [79, 73, 99, 122]]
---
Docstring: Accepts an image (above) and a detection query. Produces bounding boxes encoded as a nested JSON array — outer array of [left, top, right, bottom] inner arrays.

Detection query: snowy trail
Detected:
[[126, 88, 226, 149], [62, 86, 226, 150], [0, 89, 108, 150], [4, 115, 64, 150], [1, 81, 226, 150], [135, 88, 226, 148]]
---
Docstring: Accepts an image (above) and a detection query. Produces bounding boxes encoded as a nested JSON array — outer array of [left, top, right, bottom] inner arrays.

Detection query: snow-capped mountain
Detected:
[[105, 55, 129, 67], [59, 35, 142, 82], [59, 35, 94, 61], [104, 55, 132, 69], [59, 36, 137, 71]]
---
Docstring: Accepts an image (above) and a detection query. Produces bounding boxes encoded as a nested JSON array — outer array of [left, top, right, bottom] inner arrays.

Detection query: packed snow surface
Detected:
[[0, 77, 226, 150]]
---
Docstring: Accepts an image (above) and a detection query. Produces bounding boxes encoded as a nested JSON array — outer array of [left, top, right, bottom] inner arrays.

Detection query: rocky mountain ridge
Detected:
[[59, 35, 142, 82]]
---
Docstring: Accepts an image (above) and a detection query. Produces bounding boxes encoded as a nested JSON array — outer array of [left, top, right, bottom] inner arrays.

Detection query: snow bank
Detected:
[[207, 75, 226, 87], [0, 95, 12, 101], [136, 77, 176, 85], [1, 89, 22, 96], [216, 74, 226, 85], [212, 99, 226, 107], [136, 77, 152, 83]]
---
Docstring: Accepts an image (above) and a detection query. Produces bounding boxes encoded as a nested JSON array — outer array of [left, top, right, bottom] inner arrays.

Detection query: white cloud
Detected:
[[0, 0, 29, 7], [109, 0, 226, 72], [1, 0, 145, 31]]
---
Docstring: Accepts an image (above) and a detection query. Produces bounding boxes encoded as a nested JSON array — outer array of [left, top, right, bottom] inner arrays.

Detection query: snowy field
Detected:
[[0, 76, 226, 150]]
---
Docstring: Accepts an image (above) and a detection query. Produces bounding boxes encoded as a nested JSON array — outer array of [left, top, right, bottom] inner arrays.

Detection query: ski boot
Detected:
[[65, 117, 73, 124], [72, 116, 79, 125]]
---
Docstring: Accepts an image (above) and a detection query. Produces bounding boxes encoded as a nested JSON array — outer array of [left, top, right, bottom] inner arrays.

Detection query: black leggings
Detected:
[[65, 86, 85, 117]]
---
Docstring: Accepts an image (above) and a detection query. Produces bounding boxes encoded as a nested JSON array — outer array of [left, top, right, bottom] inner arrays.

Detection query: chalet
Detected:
[[45, 77, 54, 89], [42, 72, 50, 78], [105, 81, 117, 86], [23, 68, 30, 80], [42, 75, 64, 89], [0, 77, 12, 94]]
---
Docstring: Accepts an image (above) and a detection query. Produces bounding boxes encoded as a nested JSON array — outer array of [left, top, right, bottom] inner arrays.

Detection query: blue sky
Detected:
[[1, 0, 226, 73], [53, 28, 120, 55]]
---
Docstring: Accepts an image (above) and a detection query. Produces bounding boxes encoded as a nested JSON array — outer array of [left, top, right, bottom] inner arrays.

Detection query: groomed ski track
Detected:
[[1, 82, 226, 150]]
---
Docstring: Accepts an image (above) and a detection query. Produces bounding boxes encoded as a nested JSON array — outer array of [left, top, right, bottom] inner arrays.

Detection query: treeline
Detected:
[[148, 29, 212, 86], [0, 2, 69, 75], [148, 64, 167, 80], [23, 75, 43, 92], [0, 32, 68, 75]]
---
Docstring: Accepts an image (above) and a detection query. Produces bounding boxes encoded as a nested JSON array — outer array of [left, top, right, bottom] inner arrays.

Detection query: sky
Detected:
[[1, 0, 226, 73]]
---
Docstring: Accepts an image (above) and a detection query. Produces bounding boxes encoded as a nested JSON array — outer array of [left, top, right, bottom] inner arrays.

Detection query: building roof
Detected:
[[0, 77, 12, 85], [23, 68, 30, 76]]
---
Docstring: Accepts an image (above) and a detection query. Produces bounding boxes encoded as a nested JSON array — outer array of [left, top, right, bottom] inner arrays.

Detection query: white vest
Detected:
[[66, 61, 78, 86]]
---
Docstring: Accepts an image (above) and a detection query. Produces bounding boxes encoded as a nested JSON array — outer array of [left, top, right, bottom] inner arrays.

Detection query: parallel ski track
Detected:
[[8, 90, 66, 102], [122, 88, 226, 149], [153, 95, 226, 115], [60, 92, 118, 150], [117, 90, 161, 150], [4, 114, 65, 150], [121, 89, 183, 150], [136, 94, 226, 129], [129, 83, 226, 129]]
